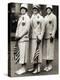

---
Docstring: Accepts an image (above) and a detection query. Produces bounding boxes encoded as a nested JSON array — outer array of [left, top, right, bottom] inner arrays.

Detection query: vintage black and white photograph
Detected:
[[8, 3, 58, 77]]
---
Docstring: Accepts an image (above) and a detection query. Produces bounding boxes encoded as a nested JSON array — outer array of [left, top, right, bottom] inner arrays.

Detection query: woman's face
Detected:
[[21, 8, 26, 15], [33, 8, 38, 14], [47, 8, 51, 15]]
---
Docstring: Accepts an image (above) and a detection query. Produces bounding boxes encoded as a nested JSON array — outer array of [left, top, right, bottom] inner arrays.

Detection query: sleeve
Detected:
[[30, 15, 33, 27], [15, 18, 21, 38], [52, 15, 57, 38], [18, 16, 30, 38], [38, 17, 45, 40]]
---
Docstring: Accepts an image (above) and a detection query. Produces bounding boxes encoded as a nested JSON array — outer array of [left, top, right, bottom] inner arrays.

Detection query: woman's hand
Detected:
[[49, 32, 54, 42], [50, 37, 53, 42], [37, 36, 41, 44]]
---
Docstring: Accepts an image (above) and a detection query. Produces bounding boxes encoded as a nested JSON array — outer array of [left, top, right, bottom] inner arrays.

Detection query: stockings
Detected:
[[46, 60, 53, 65]]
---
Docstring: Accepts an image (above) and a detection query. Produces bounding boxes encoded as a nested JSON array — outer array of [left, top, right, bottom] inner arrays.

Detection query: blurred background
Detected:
[[8, 3, 58, 77]]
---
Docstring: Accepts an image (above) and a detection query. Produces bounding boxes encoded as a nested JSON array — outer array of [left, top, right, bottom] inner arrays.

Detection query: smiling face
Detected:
[[46, 8, 52, 15], [20, 8, 26, 15], [33, 8, 38, 14]]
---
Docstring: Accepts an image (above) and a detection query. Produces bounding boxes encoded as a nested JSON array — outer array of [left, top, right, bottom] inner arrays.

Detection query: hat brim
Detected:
[[46, 7, 52, 10], [33, 7, 39, 11], [20, 7, 27, 11], [33, 7, 38, 9]]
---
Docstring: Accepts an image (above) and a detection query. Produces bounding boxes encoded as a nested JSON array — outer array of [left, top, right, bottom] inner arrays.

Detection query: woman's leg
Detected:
[[28, 40, 37, 72], [15, 42, 27, 74], [46, 60, 53, 66]]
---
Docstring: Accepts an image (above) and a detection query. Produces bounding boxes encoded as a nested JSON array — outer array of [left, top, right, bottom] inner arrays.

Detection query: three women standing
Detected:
[[15, 4, 57, 74]]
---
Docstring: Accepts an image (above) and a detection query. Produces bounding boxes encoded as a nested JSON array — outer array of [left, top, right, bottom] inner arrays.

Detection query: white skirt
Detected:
[[43, 39, 55, 60], [18, 41, 29, 64], [30, 39, 42, 63]]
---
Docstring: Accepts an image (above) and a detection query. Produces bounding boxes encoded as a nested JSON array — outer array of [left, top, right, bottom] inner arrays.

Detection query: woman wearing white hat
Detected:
[[28, 4, 45, 74], [43, 5, 57, 71], [15, 4, 30, 75]]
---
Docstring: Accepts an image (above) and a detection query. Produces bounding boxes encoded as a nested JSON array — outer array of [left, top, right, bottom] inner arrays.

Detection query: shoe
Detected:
[[28, 68, 34, 72], [15, 67, 26, 75], [44, 64, 52, 72], [32, 68, 37, 74], [44, 66, 48, 71], [47, 64, 52, 71]]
